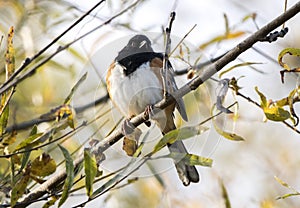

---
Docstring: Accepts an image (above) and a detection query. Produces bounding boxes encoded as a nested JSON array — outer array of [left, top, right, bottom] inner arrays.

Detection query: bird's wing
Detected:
[[165, 60, 188, 121]]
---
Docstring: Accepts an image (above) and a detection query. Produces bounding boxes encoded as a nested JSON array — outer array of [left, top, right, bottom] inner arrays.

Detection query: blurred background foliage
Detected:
[[0, 0, 299, 207]]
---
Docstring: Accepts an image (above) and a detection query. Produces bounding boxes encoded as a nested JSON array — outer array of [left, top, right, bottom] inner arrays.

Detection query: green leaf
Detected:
[[153, 126, 207, 153], [29, 125, 38, 136], [64, 72, 87, 105], [58, 145, 74, 207], [11, 169, 30, 207], [278, 47, 300, 71], [166, 152, 213, 167], [0, 105, 9, 136], [15, 133, 43, 151], [219, 62, 262, 78], [84, 149, 97, 197], [19, 151, 31, 173], [31, 153, 56, 177]]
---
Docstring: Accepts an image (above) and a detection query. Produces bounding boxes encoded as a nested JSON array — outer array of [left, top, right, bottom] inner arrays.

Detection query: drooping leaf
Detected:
[[255, 87, 290, 122], [214, 119, 244, 141], [11, 168, 30, 207], [219, 62, 262, 78], [58, 144, 74, 207], [84, 149, 97, 197], [278, 47, 300, 71], [212, 104, 244, 141], [165, 152, 213, 167], [153, 126, 207, 153], [31, 153, 56, 177]]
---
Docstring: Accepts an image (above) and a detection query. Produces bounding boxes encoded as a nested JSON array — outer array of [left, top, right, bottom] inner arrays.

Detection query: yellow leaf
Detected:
[[226, 31, 245, 39], [199, 31, 245, 50], [278, 47, 300, 71], [5, 26, 15, 79], [212, 105, 244, 141], [264, 105, 290, 122], [214, 121, 244, 141], [255, 87, 290, 122]]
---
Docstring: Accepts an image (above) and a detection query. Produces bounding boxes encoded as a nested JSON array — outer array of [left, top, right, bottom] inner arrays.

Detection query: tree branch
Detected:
[[5, 94, 109, 133], [16, 2, 300, 207]]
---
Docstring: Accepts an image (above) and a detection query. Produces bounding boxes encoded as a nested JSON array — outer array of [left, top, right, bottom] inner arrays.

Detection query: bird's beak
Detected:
[[139, 40, 147, 48]]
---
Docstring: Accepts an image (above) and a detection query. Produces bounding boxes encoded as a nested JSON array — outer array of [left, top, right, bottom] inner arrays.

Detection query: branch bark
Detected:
[[16, 1, 300, 207]]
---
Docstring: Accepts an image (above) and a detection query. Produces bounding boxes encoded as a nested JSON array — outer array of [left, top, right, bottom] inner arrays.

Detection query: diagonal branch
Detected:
[[16, 2, 300, 207]]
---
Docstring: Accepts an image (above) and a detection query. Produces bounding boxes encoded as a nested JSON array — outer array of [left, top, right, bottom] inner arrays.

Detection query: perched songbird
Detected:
[[106, 34, 199, 186]]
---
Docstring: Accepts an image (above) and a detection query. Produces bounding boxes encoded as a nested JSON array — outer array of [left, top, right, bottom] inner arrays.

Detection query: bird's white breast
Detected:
[[108, 62, 163, 117]]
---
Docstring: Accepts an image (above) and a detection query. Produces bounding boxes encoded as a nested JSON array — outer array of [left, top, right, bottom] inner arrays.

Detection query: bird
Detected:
[[106, 34, 199, 186]]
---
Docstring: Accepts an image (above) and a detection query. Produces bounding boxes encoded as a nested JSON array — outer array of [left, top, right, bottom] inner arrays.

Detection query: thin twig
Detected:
[[170, 24, 197, 56], [162, 11, 176, 97], [174, 52, 227, 75]]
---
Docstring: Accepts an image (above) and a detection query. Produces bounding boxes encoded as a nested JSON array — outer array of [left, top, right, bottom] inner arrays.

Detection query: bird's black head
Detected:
[[116, 35, 153, 61], [115, 35, 160, 76], [126, 35, 153, 52]]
